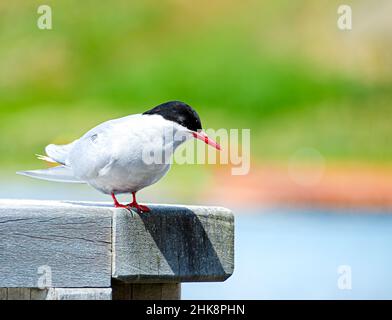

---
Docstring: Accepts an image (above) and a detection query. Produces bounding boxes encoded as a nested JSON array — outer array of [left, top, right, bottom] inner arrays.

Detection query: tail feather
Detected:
[[35, 154, 58, 164], [16, 166, 85, 184]]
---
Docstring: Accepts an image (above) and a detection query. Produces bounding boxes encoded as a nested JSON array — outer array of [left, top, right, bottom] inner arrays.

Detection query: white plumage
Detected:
[[18, 113, 191, 195], [17, 101, 221, 212]]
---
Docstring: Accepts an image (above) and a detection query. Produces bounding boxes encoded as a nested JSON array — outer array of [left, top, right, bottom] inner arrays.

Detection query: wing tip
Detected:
[[16, 167, 85, 184], [16, 170, 38, 178]]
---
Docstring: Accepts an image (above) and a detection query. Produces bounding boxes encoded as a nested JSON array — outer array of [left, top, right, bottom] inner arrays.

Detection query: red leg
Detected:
[[127, 192, 150, 213], [111, 193, 130, 209]]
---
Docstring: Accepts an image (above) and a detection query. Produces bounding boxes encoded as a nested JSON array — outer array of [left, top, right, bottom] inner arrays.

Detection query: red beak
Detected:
[[192, 131, 221, 150]]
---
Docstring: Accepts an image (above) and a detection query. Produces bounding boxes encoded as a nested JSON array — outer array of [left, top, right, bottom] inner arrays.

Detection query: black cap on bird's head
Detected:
[[143, 101, 221, 150], [143, 101, 202, 132]]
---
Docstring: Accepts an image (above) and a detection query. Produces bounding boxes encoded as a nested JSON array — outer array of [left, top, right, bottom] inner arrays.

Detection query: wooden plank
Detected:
[[7, 288, 31, 300], [112, 204, 234, 282], [131, 284, 162, 300], [0, 200, 234, 291], [46, 288, 112, 300], [111, 280, 133, 300], [0, 200, 112, 288], [112, 281, 180, 300], [161, 283, 181, 300], [30, 288, 50, 300], [1, 288, 111, 300], [0, 288, 8, 300]]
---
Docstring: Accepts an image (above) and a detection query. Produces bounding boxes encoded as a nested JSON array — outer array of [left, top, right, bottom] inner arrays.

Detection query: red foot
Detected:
[[114, 203, 130, 209], [127, 192, 150, 212], [111, 193, 150, 213], [127, 202, 150, 213]]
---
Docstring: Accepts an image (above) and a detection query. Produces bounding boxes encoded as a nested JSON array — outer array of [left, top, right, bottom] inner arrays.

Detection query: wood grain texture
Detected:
[[0, 288, 7, 300], [0, 200, 234, 292], [30, 288, 49, 300], [0, 200, 112, 288], [45, 288, 112, 300], [161, 283, 181, 300], [112, 280, 180, 300], [0, 288, 111, 300], [7, 288, 31, 300], [112, 204, 234, 283], [0, 288, 42, 300]]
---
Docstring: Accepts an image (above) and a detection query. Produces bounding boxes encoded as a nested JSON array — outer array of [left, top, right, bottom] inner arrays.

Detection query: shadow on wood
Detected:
[[0, 200, 234, 299], [140, 206, 227, 279], [112, 204, 234, 283]]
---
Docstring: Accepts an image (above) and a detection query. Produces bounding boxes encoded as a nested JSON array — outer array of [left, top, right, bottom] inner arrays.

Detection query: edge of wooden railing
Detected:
[[0, 199, 234, 300]]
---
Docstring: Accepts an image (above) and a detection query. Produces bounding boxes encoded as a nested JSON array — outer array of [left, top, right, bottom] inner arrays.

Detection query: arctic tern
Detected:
[[17, 101, 221, 212]]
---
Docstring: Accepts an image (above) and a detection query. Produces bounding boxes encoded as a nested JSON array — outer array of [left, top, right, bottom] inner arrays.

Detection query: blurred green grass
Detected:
[[1, 0, 391, 169]]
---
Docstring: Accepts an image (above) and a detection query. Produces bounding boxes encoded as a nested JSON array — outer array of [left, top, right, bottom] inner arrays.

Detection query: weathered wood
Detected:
[[6, 288, 31, 300], [161, 283, 181, 300], [112, 281, 180, 300], [111, 280, 133, 300], [112, 204, 234, 283], [45, 288, 112, 300], [0, 200, 235, 299], [0, 288, 7, 300], [30, 288, 49, 300], [0, 288, 111, 300], [0, 200, 112, 288], [0, 288, 46, 300]]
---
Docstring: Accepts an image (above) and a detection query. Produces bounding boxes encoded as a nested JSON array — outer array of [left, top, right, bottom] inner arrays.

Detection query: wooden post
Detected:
[[0, 200, 234, 300], [112, 281, 180, 300]]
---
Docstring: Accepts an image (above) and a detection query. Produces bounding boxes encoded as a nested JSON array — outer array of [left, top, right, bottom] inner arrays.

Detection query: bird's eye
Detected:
[[91, 134, 98, 142]]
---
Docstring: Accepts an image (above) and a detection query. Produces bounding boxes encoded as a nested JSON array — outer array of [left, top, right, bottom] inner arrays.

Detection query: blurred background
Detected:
[[1, 0, 392, 299]]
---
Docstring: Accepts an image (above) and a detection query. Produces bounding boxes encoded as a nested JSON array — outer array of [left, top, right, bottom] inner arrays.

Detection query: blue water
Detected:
[[2, 179, 392, 299], [183, 208, 392, 299]]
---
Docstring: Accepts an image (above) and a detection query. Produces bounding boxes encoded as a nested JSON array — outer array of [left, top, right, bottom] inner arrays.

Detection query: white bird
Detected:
[[17, 101, 221, 212]]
